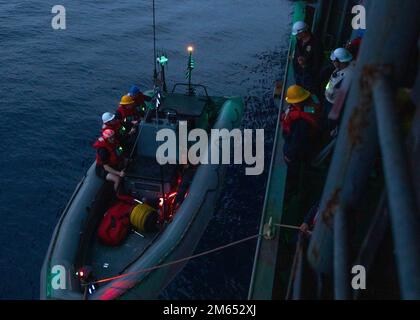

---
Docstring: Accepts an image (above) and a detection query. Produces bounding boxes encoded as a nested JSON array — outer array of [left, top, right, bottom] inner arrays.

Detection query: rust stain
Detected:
[[347, 105, 369, 146], [347, 64, 390, 146], [346, 65, 382, 146], [321, 188, 341, 228]]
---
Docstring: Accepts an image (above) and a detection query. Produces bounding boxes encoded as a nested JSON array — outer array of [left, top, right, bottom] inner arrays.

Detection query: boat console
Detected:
[[123, 91, 214, 206], [123, 120, 181, 206]]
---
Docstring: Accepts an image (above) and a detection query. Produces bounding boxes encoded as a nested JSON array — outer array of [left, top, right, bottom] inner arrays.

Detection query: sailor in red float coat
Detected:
[[94, 137, 123, 168], [280, 94, 321, 163], [128, 85, 152, 113], [116, 104, 141, 124], [101, 111, 137, 151], [115, 95, 143, 130], [281, 85, 321, 198], [93, 129, 126, 191], [101, 114, 128, 139], [280, 99, 320, 136]]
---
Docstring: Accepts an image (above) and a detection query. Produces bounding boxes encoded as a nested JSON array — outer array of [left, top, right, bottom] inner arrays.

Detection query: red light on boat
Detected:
[[168, 192, 177, 199]]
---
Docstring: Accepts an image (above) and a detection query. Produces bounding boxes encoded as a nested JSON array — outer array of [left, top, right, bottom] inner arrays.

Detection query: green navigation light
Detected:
[[157, 55, 169, 66], [188, 57, 195, 69]]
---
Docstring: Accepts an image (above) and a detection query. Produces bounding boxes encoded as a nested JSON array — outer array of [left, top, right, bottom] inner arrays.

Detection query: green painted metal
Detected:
[[248, 1, 306, 300]]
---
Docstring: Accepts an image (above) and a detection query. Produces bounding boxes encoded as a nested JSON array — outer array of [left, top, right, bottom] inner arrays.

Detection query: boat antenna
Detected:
[[186, 46, 195, 95], [153, 89, 166, 224], [151, 1, 166, 223], [152, 0, 157, 83]]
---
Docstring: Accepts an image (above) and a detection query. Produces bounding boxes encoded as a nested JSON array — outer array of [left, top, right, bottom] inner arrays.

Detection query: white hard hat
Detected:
[[330, 48, 353, 63], [102, 112, 115, 124], [292, 21, 308, 36]]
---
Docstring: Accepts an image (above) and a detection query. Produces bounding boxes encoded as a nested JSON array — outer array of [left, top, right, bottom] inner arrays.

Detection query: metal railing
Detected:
[[171, 83, 210, 99]]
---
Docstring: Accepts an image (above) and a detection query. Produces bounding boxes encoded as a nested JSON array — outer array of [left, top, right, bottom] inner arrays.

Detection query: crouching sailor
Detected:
[[102, 112, 127, 138], [93, 129, 126, 191], [101, 112, 136, 153], [281, 85, 321, 196], [116, 94, 143, 128], [127, 85, 152, 117]]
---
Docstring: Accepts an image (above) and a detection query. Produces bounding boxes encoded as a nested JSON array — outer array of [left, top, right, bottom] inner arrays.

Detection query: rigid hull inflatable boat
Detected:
[[41, 89, 244, 300]]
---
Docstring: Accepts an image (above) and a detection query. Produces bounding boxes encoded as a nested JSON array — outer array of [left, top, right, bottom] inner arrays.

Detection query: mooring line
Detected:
[[85, 233, 261, 286]]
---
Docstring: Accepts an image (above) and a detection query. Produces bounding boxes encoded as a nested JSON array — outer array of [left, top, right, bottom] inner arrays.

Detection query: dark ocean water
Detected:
[[0, 0, 291, 299]]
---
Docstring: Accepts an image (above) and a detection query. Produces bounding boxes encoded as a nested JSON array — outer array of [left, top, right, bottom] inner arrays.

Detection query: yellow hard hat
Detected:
[[285, 85, 311, 104], [120, 95, 135, 105]]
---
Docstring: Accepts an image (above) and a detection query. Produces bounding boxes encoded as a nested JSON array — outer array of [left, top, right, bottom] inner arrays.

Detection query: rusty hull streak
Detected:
[[321, 188, 341, 228], [347, 64, 394, 147], [347, 105, 369, 146], [346, 66, 374, 146]]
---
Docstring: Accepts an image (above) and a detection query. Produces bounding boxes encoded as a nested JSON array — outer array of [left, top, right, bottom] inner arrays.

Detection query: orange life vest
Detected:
[[93, 137, 123, 167], [116, 105, 141, 123], [281, 99, 320, 135]]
